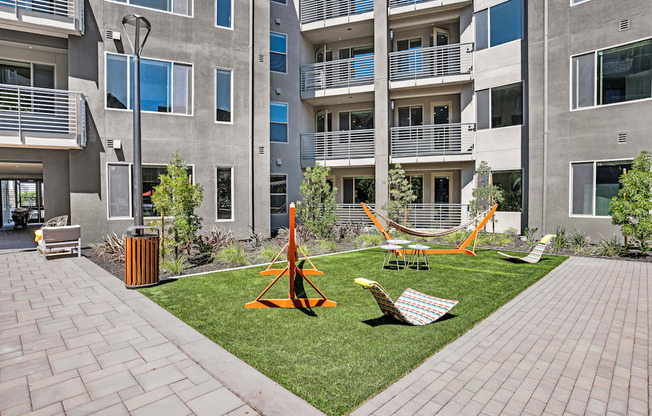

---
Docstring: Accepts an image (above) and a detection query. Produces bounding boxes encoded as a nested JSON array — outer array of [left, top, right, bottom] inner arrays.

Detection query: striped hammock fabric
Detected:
[[356, 279, 458, 326], [498, 234, 555, 264]]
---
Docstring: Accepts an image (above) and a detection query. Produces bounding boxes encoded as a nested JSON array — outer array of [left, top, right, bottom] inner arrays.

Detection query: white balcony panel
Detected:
[[0, 0, 83, 36], [300, 0, 373, 25], [404, 203, 471, 230], [300, 55, 374, 97], [388, 0, 470, 15], [390, 123, 475, 163], [301, 129, 375, 167], [388, 43, 474, 88], [0, 84, 86, 149]]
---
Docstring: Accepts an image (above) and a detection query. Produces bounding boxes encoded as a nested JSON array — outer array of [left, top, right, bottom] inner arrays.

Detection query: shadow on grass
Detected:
[[362, 313, 457, 327]]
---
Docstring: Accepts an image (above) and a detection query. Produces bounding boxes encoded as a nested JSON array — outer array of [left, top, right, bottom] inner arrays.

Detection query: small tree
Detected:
[[296, 165, 338, 238], [610, 151, 652, 254], [384, 164, 416, 225], [470, 161, 503, 234], [152, 152, 204, 257]]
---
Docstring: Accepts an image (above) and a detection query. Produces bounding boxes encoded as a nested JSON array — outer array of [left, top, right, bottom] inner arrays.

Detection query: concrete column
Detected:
[[374, 0, 390, 215]]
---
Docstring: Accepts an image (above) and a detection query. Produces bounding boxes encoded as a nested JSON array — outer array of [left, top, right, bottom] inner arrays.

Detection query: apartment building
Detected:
[[528, 0, 652, 239], [0, 0, 271, 243]]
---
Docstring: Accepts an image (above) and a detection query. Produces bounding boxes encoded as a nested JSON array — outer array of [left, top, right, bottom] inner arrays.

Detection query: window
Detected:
[[0, 59, 55, 88], [342, 177, 375, 204], [270, 32, 287, 73], [270, 102, 288, 142], [477, 82, 523, 129], [572, 39, 652, 109], [271, 0, 286, 4], [270, 174, 287, 214], [339, 110, 373, 130], [408, 175, 423, 203], [571, 160, 631, 216], [216, 167, 233, 220], [571, 0, 591, 4], [216, 69, 232, 122], [106, 54, 192, 115], [216, 0, 232, 28], [398, 106, 423, 127], [114, 0, 191, 16], [492, 170, 522, 212], [475, 0, 523, 51]]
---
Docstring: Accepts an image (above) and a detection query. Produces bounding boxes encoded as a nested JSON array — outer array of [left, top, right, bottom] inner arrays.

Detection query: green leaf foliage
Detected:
[[383, 163, 417, 224], [296, 165, 339, 238]]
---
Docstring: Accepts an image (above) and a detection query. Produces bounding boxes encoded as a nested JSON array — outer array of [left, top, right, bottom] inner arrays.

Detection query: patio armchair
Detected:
[[37, 225, 81, 259]]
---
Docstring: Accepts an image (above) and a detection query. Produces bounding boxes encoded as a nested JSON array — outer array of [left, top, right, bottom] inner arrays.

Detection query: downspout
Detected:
[[542, 0, 549, 232], [249, 0, 255, 231]]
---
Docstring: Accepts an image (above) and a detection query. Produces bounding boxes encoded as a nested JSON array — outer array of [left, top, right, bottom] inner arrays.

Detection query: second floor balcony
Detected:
[[301, 129, 375, 167], [300, 55, 374, 99], [389, 43, 474, 88], [388, 0, 471, 16], [335, 203, 471, 230], [300, 0, 373, 27], [0, 84, 86, 149], [390, 123, 475, 162], [0, 0, 83, 36]]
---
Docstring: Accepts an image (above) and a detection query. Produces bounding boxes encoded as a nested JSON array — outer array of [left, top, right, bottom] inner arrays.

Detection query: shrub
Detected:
[[203, 227, 236, 252], [313, 239, 338, 254], [256, 244, 283, 263], [595, 234, 624, 257], [384, 164, 417, 225], [568, 229, 591, 255], [296, 165, 339, 238], [91, 233, 125, 262], [355, 233, 386, 247], [610, 151, 652, 254], [161, 255, 190, 275], [524, 226, 539, 250], [553, 225, 568, 252], [214, 244, 249, 267], [470, 161, 504, 233], [442, 231, 467, 246]]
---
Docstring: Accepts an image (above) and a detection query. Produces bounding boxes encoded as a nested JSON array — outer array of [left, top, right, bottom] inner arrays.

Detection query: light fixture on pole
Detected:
[[122, 14, 151, 230]]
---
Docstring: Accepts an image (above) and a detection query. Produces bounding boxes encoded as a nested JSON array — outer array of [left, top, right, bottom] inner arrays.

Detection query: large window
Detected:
[[114, 0, 191, 16], [476, 82, 523, 129], [270, 102, 288, 142], [216, 69, 232, 122], [216, 167, 233, 220], [106, 54, 192, 115], [216, 0, 232, 28], [408, 175, 423, 203], [571, 160, 631, 216], [342, 177, 375, 204], [572, 39, 652, 109], [270, 174, 287, 214], [475, 0, 522, 51], [492, 170, 522, 212], [339, 110, 374, 130], [270, 32, 287, 73]]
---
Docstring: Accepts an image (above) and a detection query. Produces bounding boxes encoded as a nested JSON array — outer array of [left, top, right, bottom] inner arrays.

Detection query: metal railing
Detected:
[[389, 0, 447, 8], [389, 43, 474, 82], [0, 0, 84, 31], [336, 203, 375, 224], [300, 0, 373, 24], [405, 203, 471, 229], [300, 55, 374, 93], [390, 123, 475, 159], [0, 84, 86, 146], [301, 129, 375, 164]]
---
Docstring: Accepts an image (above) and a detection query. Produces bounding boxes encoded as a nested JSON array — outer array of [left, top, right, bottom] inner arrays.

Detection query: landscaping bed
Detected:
[[138, 248, 567, 416]]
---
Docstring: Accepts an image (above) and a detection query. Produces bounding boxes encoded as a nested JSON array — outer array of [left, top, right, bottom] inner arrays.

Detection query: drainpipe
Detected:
[[542, 0, 549, 233], [249, 0, 255, 232]]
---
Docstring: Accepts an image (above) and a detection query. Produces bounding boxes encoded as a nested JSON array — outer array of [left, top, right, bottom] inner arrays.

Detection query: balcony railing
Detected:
[[0, 0, 84, 33], [301, 129, 375, 165], [300, 55, 374, 93], [389, 43, 474, 82], [300, 0, 373, 24], [0, 84, 86, 148], [405, 203, 470, 230], [390, 123, 475, 160], [336, 203, 375, 225], [389, 0, 462, 8]]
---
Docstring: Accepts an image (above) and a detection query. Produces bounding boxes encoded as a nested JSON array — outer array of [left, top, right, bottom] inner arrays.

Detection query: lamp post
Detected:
[[122, 14, 151, 230]]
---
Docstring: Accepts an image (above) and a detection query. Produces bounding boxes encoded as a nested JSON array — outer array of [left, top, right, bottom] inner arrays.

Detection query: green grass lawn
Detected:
[[139, 248, 567, 415]]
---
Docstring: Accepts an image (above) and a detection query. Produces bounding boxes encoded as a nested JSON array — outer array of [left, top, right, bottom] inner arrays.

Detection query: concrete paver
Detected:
[[351, 257, 650, 416]]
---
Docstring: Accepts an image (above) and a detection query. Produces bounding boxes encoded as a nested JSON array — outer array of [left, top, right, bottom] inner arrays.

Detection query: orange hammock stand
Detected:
[[245, 203, 336, 309], [361, 202, 498, 257]]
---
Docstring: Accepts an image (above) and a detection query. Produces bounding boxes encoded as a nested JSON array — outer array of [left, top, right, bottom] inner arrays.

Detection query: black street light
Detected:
[[122, 14, 151, 230]]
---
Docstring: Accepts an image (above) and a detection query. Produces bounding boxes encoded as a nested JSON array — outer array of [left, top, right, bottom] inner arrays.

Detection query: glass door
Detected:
[[432, 102, 456, 153], [432, 173, 451, 225], [432, 28, 451, 76]]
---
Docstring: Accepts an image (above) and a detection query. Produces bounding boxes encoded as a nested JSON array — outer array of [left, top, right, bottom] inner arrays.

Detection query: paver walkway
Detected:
[[352, 256, 650, 416], [0, 250, 324, 416]]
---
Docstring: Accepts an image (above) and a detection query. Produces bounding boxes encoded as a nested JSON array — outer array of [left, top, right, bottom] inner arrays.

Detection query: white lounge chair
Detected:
[[37, 225, 81, 259], [498, 234, 555, 264]]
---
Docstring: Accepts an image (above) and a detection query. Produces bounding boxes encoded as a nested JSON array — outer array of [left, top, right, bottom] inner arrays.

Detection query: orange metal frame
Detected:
[[361, 202, 499, 257], [245, 203, 337, 309]]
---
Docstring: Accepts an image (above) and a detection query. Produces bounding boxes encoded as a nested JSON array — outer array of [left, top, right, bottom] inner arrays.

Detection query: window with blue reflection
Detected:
[[270, 32, 287, 73], [106, 54, 129, 109], [490, 0, 523, 47], [131, 0, 171, 12], [216, 69, 232, 122], [216, 0, 231, 28], [270, 102, 288, 142], [139, 59, 172, 112]]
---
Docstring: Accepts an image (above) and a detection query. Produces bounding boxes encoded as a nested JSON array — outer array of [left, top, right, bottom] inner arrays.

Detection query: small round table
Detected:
[[386, 239, 412, 246], [380, 244, 405, 270], [407, 244, 430, 271]]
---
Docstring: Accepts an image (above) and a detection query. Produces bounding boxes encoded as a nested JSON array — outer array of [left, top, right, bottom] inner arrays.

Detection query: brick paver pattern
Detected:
[[351, 257, 650, 416]]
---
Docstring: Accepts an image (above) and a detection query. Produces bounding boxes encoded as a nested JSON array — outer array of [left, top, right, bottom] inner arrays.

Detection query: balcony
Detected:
[[0, 0, 84, 36], [300, 0, 373, 29], [388, 43, 473, 89], [390, 123, 475, 163], [405, 203, 470, 229], [301, 55, 374, 100], [388, 0, 471, 17], [336, 203, 375, 225], [301, 129, 375, 167], [0, 84, 86, 149]]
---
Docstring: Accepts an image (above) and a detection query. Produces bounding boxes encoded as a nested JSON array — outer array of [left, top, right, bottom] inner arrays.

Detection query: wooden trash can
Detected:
[[125, 226, 159, 289]]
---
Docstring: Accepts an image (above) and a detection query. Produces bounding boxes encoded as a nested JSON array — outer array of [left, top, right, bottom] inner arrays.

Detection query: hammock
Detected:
[[371, 206, 494, 238]]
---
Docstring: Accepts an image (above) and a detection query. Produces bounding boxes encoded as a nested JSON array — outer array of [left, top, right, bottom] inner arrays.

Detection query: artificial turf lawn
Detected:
[[139, 248, 567, 415]]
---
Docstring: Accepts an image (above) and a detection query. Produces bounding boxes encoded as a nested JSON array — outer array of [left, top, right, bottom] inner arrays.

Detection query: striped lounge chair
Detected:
[[498, 234, 555, 264], [354, 278, 458, 326]]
